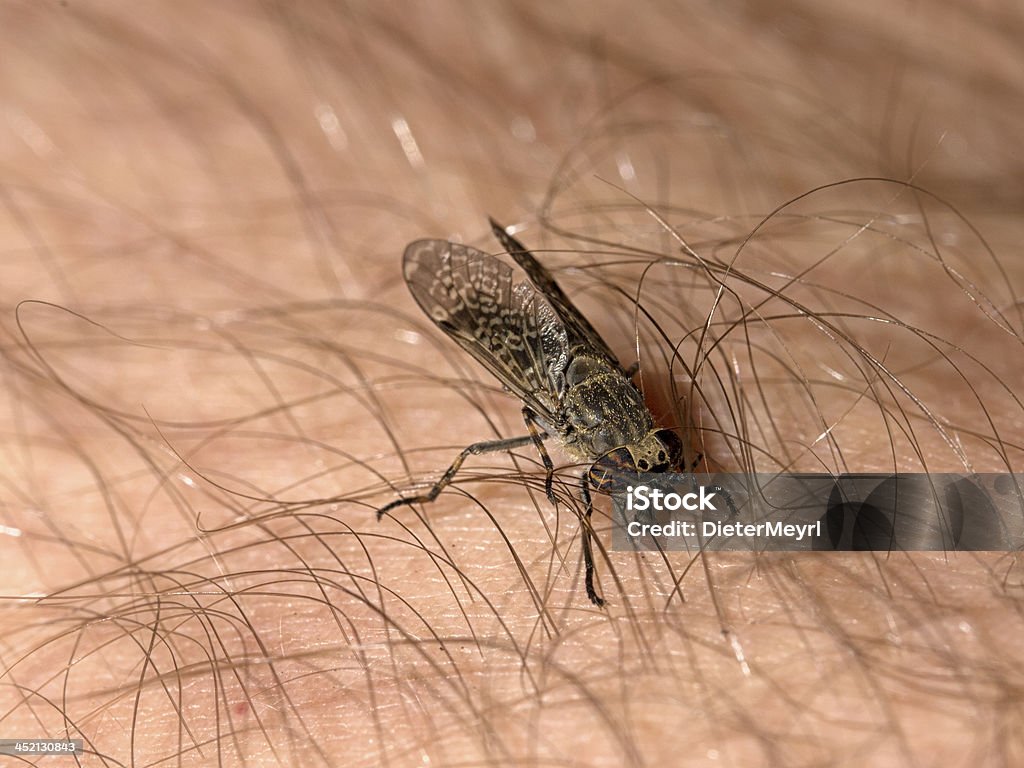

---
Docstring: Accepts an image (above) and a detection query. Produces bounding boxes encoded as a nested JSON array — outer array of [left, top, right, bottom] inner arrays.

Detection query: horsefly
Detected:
[[377, 219, 685, 606]]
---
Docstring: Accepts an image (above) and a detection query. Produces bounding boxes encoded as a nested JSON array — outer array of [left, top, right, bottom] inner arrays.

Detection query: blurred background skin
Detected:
[[1, 2, 1023, 766]]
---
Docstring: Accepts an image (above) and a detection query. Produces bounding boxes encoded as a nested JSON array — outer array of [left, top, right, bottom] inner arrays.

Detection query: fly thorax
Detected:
[[562, 356, 654, 458]]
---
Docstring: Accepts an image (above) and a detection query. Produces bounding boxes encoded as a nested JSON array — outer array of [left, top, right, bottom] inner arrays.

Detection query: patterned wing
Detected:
[[489, 218, 623, 371], [403, 239, 571, 421]]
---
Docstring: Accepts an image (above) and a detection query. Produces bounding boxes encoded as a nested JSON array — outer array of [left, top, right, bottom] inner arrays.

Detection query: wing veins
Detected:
[[488, 218, 624, 373], [402, 239, 567, 424]]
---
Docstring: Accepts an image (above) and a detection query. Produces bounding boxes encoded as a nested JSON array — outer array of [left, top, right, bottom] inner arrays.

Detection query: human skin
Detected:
[[1, 2, 1023, 767]]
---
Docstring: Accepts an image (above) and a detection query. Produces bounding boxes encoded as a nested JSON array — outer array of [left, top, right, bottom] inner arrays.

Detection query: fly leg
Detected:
[[377, 433, 541, 520], [521, 407, 557, 505], [578, 475, 606, 607]]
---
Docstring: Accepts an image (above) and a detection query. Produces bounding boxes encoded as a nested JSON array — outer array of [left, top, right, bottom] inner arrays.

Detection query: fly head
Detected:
[[587, 428, 683, 493]]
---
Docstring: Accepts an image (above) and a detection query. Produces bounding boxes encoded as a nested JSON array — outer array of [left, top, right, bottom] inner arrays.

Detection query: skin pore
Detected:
[[2, 2, 1023, 766]]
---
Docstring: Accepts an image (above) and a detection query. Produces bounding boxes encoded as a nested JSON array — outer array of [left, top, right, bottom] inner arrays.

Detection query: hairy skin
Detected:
[[1, 2, 1023, 767]]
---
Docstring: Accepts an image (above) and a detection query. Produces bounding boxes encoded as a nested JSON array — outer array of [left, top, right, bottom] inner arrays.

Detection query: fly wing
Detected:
[[403, 239, 570, 421], [489, 218, 623, 371]]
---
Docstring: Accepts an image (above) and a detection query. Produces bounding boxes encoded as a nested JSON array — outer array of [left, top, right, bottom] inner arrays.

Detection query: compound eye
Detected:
[[588, 447, 636, 492], [654, 429, 683, 470]]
